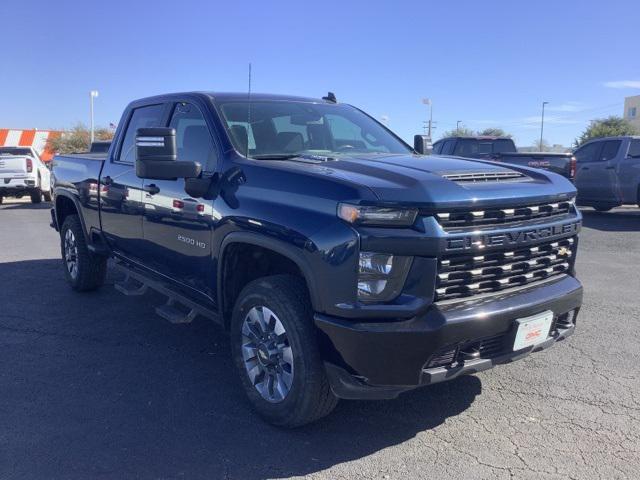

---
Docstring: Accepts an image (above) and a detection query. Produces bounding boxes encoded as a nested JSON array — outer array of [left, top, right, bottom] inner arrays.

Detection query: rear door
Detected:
[[617, 139, 640, 204], [141, 100, 219, 299], [592, 140, 622, 203], [100, 103, 166, 260]]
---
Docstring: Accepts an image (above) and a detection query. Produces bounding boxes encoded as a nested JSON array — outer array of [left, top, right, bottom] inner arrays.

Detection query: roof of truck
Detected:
[[131, 92, 335, 105]]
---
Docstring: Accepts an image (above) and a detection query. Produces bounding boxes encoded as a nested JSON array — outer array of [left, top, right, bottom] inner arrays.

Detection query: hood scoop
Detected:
[[441, 170, 528, 183]]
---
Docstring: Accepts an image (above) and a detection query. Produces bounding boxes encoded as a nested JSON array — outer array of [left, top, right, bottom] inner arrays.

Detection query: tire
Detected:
[[230, 274, 338, 427], [30, 189, 42, 204], [43, 191, 52, 202], [0, 196, 3, 205], [593, 205, 612, 212], [60, 215, 107, 292]]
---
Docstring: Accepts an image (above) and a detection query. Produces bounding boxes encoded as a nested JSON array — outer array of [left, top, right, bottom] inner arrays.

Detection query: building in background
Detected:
[[0, 129, 61, 162], [624, 95, 640, 130]]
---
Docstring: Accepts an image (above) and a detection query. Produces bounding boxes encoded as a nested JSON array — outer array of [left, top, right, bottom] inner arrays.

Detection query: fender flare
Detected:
[[217, 231, 321, 316], [54, 190, 92, 245]]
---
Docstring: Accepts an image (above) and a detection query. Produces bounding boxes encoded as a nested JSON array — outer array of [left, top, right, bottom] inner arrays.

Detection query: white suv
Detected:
[[0, 146, 52, 204]]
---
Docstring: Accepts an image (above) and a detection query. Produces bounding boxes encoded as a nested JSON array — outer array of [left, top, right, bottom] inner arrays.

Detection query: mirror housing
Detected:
[[135, 127, 202, 180], [414, 135, 432, 155]]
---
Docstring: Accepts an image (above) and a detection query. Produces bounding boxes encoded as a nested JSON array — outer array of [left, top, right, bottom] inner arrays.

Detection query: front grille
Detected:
[[442, 171, 527, 183], [435, 200, 574, 232], [436, 237, 575, 302]]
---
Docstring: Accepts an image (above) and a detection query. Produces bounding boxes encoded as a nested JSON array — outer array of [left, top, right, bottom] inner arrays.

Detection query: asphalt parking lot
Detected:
[[1, 198, 639, 480]]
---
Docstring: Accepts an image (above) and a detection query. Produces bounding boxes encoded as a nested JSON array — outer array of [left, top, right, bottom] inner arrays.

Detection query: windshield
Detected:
[[216, 100, 411, 158]]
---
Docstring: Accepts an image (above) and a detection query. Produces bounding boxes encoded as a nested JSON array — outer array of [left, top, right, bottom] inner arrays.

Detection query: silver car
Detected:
[[574, 136, 640, 211]]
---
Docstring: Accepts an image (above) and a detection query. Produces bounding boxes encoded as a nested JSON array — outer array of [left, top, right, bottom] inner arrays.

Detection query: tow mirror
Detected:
[[414, 135, 432, 155], [135, 127, 201, 180]]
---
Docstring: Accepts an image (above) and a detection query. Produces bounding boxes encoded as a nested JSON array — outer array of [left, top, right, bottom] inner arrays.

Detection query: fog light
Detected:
[[357, 252, 412, 303]]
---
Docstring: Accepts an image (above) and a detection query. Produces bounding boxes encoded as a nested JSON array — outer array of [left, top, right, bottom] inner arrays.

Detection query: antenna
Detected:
[[246, 63, 252, 157]]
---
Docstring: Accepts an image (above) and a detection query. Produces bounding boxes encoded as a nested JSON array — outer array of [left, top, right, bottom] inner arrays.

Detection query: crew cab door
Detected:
[[575, 140, 621, 205], [140, 101, 219, 299], [100, 103, 166, 260]]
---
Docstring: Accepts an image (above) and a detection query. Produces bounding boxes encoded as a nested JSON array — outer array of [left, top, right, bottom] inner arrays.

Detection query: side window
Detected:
[[628, 140, 640, 158], [574, 142, 600, 163], [432, 142, 442, 154], [600, 140, 621, 161], [117, 104, 164, 163], [169, 103, 217, 172]]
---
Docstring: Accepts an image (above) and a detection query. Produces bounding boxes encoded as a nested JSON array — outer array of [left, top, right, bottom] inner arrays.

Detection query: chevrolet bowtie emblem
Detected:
[[558, 247, 569, 256]]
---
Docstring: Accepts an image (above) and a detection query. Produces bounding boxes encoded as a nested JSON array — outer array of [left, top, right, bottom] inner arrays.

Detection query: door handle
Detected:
[[605, 166, 615, 170], [581, 167, 589, 171], [143, 184, 160, 195], [103, 176, 113, 185]]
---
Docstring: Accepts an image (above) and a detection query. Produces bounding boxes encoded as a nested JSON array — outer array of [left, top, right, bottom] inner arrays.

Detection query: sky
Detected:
[[1, 0, 639, 148]]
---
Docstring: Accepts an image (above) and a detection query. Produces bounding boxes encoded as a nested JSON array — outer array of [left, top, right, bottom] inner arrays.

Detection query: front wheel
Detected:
[[230, 275, 338, 427], [60, 215, 107, 291]]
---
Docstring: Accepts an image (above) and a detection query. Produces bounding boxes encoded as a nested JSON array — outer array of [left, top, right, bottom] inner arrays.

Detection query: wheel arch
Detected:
[[218, 232, 320, 328], [54, 192, 91, 243]]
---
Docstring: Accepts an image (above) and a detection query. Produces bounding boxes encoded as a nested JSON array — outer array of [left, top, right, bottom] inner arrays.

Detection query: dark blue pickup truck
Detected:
[[51, 92, 583, 426]]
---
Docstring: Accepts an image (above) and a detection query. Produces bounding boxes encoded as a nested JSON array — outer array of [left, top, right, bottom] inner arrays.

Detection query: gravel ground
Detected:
[[1, 198, 638, 480]]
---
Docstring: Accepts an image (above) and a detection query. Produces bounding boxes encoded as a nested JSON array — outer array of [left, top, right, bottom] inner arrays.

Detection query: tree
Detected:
[[477, 127, 512, 138], [442, 127, 475, 137], [532, 138, 551, 152], [45, 124, 115, 155], [575, 116, 639, 147]]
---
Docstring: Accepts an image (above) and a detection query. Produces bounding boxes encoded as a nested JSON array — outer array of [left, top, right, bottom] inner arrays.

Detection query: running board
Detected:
[[114, 275, 148, 296], [113, 261, 222, 327], [155, 299, 198, 324]]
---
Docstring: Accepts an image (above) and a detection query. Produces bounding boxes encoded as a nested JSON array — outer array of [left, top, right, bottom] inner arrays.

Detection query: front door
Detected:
[[100, 103, 165, 261], [580, 140, 621, 204], [141, 101, 219, 299]]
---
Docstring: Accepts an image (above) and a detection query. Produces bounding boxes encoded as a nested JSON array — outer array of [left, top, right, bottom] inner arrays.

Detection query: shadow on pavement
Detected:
[[580, 207, 640, 232], [0, 259, 481, 479], [0, 200, 52, 210]]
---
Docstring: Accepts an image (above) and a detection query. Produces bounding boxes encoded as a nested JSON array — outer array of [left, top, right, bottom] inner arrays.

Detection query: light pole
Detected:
[[422, 98, 433, 139], [90, 90, 99, 144], [539, 101, 549, 151]]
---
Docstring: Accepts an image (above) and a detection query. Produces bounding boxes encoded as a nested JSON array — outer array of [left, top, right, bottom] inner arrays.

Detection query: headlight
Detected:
[[338, 203, 418, 227], [357, 252, 412, 303]]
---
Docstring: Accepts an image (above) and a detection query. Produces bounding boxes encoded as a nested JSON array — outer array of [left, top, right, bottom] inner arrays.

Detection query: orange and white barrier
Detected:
[[0, 129, 62, 161]]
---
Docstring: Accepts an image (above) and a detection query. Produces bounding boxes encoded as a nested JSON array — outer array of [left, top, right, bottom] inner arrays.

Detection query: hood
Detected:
[[278, 153, 576, 209]]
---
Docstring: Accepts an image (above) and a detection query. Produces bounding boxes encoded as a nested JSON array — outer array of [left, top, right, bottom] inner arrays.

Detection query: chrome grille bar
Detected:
[[435, 237, 575, 301], [434, 201, 574, 232]]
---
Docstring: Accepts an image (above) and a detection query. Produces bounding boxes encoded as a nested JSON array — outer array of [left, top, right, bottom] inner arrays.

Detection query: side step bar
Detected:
[[113, 261, 222, 327]]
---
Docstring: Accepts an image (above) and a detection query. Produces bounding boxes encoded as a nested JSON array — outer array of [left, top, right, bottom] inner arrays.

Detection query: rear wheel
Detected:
[[230, 275, 338, 427], [60, 215, 107, 291], [30, 189, 42, 204]]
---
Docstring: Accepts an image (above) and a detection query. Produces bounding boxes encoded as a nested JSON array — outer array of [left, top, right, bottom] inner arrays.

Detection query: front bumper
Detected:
[[315, 275, 582, 399]]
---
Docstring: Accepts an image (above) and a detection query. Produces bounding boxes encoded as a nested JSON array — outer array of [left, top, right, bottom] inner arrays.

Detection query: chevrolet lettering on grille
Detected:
[[445, 221, 581, 251]]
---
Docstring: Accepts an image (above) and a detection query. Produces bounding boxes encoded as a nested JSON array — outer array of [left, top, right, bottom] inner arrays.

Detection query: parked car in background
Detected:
[[432, 136, 517, 158], [431, 136, 576, 181], [0, 146, 52, 204], [574, 136, 640, 211], [51, 92, 582, 427], [492, 152, 576, 182]]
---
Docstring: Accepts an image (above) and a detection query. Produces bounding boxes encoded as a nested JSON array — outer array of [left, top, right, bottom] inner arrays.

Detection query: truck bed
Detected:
[[493, 152, 575, 181]]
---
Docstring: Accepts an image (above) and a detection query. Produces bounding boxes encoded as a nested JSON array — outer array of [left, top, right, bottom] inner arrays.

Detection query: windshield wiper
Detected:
[[250, 154, 302, 160]]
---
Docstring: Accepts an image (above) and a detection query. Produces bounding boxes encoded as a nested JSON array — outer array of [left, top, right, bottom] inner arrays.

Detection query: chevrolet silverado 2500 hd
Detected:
[[51, 92, 583, 427]]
